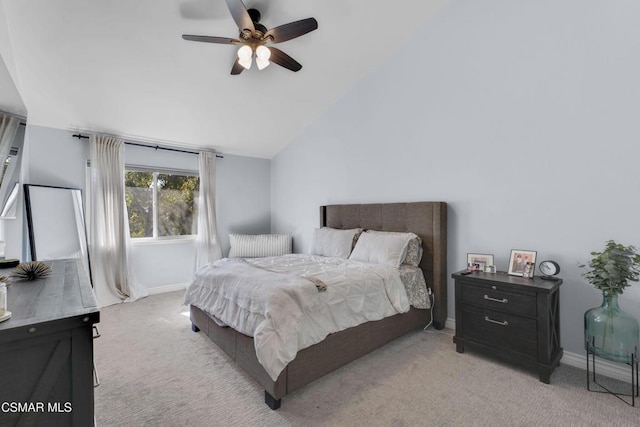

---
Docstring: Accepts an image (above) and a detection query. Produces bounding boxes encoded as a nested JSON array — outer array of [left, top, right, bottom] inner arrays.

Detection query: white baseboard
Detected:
[[561, 351, 634, 384], [444, 318, 633, 384], [445, 317, 455, 330], [146, 282, 189, 295]]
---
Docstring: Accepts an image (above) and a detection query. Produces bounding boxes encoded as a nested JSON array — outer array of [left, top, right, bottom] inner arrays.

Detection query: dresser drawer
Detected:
[[461, 305, 537, 355], [461, 283, 536, 317]]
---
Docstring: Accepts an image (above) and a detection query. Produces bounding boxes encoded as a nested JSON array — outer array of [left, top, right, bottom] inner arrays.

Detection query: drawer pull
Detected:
[[485, 316, 509, 326], [484, 294, 508, 304]]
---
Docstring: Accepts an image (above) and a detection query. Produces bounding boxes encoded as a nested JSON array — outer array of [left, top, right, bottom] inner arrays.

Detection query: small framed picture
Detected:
[[508, 250, 537, 277], [467, 253, 495, 272], [523, 262, 535, 278]]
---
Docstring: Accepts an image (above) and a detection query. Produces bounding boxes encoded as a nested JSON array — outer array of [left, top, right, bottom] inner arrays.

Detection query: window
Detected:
[[125, 169, 199, 239]]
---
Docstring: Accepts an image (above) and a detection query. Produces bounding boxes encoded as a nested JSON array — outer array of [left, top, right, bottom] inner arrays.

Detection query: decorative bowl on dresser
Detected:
[[452, 270, 562, 383]]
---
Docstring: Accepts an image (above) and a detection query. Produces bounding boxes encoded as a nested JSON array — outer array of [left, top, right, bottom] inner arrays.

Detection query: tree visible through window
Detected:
[[125, 170, 199, 238]]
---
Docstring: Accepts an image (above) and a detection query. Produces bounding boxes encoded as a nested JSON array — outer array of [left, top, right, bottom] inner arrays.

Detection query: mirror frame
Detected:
[[23, 184, 93, 285]]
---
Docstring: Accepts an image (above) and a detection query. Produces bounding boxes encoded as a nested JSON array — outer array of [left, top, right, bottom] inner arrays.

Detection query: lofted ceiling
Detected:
[[0, 0, 447, 158]]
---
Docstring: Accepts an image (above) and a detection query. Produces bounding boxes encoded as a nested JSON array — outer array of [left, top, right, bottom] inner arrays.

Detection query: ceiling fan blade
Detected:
[[269, 47, 302, 72], [231, 58, 244, 75], [225, 0, 255, 33], [182, 35, 240, 45], [264, 18, 318, 43]]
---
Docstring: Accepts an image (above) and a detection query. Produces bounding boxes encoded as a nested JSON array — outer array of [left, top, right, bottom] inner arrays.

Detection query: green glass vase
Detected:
[[584, 291, 639, 363]]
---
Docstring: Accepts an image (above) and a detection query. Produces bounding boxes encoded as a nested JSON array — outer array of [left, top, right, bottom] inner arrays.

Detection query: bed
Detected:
[[187, 201, 447, 409]]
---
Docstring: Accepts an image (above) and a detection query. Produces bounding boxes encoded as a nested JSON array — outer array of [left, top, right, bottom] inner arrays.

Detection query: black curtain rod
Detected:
[[72, 133, 223, 158]]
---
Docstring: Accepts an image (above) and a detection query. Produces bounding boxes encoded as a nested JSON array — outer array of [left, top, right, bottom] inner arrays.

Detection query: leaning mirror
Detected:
[[24, 184, 92, 283]]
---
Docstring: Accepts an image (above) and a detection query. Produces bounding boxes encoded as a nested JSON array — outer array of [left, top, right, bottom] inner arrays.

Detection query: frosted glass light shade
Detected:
[[256, 46, 270, 70], [256, 45, 270, 60], [237, 45, 253, 70]]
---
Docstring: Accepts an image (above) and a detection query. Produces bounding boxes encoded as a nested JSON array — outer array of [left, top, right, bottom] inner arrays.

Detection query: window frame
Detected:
[[125, 165, 199, 242]]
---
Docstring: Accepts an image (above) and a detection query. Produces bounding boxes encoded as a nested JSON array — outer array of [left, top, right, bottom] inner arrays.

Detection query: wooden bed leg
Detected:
[[264, 391, 281, 410], [191, 323, 200, 333], [434, 321, 445, 330]]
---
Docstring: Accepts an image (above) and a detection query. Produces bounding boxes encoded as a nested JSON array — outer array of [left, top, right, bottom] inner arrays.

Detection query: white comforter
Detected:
[[184, 254, 410, 381]]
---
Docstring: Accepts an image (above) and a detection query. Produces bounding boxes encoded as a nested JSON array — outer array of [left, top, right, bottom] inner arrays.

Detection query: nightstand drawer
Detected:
[[461, 305, 537, 355], [461, 283, 536, 317]]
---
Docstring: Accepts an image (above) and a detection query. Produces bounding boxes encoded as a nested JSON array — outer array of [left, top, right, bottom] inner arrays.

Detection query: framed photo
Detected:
[[467, 253, 495, 272], [508, 249, 537, 277]]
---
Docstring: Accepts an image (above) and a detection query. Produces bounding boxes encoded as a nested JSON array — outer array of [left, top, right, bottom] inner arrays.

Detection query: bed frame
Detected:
[[190, 202, 447, 409]]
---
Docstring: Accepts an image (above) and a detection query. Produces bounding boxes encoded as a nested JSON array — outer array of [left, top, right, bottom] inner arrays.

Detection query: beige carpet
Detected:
[[94, 291, 639, 426]]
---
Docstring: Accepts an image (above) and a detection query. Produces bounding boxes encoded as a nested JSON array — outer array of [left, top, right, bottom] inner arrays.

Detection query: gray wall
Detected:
[[271, 0, 640, 357], [11, 125, 271, 290]]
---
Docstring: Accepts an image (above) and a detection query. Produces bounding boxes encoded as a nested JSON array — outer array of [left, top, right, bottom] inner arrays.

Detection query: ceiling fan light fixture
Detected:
[[237, 45, 253, 69], [182, 0, 318, 74]]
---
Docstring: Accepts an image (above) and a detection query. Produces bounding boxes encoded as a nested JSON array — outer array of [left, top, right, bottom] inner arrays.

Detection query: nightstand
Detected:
[[452, 270, 562, 383]]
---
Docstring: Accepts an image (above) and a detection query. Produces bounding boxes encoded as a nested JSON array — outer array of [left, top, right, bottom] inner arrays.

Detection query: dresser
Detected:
[[452, 270, 562, 383], [0, 258, 99, 426]]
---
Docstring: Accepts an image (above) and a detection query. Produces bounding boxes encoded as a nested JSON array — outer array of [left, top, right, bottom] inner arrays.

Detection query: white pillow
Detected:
[[228, 234, 292, 258], [365, 230, 422, 266], [348, 231, 414, 268], [309, 227, 363, 258]]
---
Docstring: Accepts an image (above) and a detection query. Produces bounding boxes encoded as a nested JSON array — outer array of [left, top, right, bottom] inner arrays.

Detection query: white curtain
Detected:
[[0, 115, 19, 249], [89, 134, 147, 306], [0, 115, 19, 175], [71, 190, 90, 280], [195, 151, 222, 269]]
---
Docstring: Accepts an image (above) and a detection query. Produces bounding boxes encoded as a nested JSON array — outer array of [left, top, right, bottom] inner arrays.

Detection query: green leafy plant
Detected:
[[580, 240, 640, 294]]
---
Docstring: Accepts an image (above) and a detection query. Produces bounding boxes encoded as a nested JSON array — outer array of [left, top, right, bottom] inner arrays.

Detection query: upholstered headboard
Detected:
[[320, 202, 448, 329]]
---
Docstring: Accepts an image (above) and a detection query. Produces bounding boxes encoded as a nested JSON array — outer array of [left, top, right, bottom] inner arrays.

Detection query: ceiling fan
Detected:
[[182, 0, 318, 75]]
